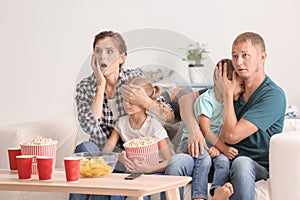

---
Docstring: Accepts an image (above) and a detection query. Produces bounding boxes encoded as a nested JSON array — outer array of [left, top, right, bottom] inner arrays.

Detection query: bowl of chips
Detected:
[[72, 152, 118, 178]]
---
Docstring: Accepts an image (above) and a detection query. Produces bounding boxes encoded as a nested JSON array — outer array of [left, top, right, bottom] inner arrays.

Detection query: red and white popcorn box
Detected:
[[20, 142, 57, 174], [124, 137, 159, 166]]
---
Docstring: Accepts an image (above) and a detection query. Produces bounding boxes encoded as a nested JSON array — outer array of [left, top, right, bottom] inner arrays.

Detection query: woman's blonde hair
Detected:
[[126, 77, 160, 100]]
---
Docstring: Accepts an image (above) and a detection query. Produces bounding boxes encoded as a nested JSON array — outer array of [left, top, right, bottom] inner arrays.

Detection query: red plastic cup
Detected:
[[8, 147, 22, 172], [16, 155, 34, 180], [36, 156, 54, 181], [21, 142, 57, 175], [64, 157, 81, 182]]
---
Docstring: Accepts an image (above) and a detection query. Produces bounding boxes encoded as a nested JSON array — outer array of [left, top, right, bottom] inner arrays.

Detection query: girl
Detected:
[[103, 77, 173, 200]]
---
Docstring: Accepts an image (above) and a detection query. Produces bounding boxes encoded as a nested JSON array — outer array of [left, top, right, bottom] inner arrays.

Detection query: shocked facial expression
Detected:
[[231, 40, 266, 80], [94, 38, 125, 76]]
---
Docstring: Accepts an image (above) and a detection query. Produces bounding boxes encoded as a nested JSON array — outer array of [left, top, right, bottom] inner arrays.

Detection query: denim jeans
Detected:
[[69, 141, 111, 200], [230, 156, 269, 200], [179, 136, 188, 154], [209, 153, 230, 196], [191, 149, 212, 199], [161, 153, 194, 200]]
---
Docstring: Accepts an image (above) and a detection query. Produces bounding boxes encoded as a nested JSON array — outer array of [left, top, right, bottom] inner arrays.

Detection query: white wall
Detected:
[[0, 0, 299, 125]]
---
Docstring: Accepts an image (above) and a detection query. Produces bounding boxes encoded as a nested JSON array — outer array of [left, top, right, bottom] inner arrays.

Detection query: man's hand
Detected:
[[218, 62, 236, 98], [188, 129, 208, 158]]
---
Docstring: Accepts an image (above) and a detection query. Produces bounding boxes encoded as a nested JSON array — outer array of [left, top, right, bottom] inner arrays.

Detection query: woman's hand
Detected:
[[91, 54, 106, 85], [120, 84, 150, 107], [121, 82, 174, 123]]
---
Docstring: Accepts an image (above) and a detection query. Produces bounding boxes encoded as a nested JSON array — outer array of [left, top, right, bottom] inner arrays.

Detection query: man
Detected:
[[219, 32, 286, 200]]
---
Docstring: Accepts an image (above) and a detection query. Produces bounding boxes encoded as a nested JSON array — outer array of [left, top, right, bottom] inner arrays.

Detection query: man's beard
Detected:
[[240, 75, 249, 80]]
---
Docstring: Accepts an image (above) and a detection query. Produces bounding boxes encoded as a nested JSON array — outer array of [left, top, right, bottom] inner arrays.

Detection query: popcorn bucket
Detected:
[[124, 137, 159, 166], [20, 142, 57, 174]]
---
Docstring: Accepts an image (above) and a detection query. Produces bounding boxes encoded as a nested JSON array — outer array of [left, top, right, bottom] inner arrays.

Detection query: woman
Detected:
[[72, 30, 174, 200]]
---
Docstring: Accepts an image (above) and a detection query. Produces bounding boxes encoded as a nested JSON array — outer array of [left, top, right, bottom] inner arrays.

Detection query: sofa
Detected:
[[0, 117, 300, 200], [0, 117, 77, 200]]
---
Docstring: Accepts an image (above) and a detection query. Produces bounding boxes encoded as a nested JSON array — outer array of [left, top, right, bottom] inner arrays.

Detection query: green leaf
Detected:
[[182, 42, 209, 65]]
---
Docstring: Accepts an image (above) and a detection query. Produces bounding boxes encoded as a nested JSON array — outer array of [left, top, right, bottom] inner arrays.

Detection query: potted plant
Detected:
[[182, 42, 209, 67], [182, 42, 209, 84]]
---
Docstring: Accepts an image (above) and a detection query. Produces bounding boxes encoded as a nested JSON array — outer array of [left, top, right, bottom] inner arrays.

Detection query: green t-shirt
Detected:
[[181, 89, 223, 143], [193, 89, 223, 137], [231, 76, 286, 170]]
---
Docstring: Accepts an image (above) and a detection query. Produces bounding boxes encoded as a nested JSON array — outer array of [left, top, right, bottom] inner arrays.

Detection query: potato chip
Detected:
[[79, 156, 113, 177]]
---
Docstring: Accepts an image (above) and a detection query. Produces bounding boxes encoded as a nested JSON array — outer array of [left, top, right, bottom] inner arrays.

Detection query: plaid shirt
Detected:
[[75, 68, 143, 150]]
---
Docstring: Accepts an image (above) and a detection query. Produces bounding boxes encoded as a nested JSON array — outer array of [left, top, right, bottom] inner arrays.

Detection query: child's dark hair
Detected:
[[126, 77, 160, 100], [216, 58, 234, 80]]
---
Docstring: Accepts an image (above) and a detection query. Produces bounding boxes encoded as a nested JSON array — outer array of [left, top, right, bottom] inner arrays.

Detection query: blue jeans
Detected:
[[161, 153, 194, 200], [209, 153, 230, 197], [229, 156, 269, 200], [69, 141, 111, 200], [191, 149, 212, 199]]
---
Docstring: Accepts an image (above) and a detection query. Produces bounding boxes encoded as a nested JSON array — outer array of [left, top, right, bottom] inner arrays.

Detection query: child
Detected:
[[102, 76, 173, 200], [180, 59, 244, 200]]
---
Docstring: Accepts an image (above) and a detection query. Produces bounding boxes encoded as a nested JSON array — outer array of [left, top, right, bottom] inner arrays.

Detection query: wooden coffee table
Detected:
[[0, 169, 191, 200]]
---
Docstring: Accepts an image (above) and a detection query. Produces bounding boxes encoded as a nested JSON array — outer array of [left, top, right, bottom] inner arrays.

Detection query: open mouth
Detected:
[[100, 63, 108, 68], [125, 107, 133, 113]]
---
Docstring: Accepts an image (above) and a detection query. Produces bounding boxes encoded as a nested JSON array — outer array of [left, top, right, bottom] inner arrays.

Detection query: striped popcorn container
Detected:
[[124, 137, 159, 166], [20, 142, 57, 174]]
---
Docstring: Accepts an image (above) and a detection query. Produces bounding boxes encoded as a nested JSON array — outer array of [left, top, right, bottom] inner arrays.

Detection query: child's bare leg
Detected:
[[212, 183, 234, 200]]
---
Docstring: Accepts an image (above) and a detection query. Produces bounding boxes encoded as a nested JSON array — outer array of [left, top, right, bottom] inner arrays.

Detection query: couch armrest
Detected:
[[270, 131, 300, 200], [0, 117, 78, 169]]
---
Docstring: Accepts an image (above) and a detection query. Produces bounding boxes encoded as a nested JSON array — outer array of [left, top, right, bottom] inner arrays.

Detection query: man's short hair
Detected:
[[233, 32, 266, 53]]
